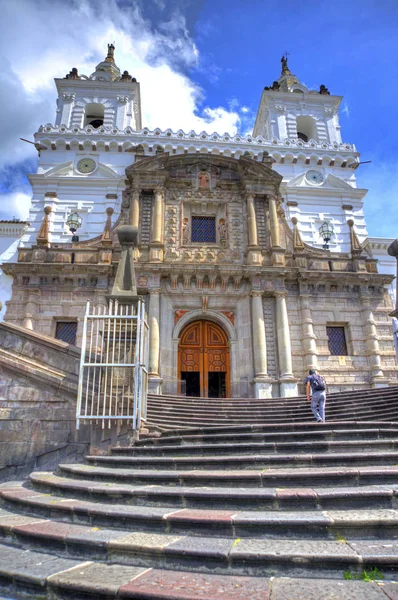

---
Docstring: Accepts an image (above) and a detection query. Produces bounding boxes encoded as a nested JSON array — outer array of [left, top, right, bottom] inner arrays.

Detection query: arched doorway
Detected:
[[178, 320, 230, 398]]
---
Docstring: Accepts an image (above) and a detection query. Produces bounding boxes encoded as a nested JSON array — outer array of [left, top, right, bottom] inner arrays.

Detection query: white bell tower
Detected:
[[55, 43, 142, 131], [253, 55, 342, 144]]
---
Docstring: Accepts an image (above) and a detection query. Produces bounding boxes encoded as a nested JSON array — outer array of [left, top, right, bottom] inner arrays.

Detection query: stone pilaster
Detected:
[[299, 293, 318, 371], [275, 291, 298, 397], [150, 187, 164, 262], [148, 289, 162, 393], [360, 292, 388, 388], [251, 291, 272, 398]]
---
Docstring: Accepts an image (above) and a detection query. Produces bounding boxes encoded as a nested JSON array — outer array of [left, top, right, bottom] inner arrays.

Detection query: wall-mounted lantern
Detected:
[[66, 212, 82, 242], [319, 221, 334, 250]]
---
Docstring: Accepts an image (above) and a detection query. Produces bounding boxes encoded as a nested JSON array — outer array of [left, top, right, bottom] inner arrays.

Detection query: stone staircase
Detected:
[[1, 390, 398, 598], [146, 386, 398, 428]]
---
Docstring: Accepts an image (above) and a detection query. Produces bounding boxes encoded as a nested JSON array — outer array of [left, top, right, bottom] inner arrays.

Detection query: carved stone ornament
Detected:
[[100, 207, 114, 246], [221, 311, 234, 325], [36, 206, 52, 246], [174, 309, 189, 325], [347, 219, 362, 255], [110, 226, 139, 299], [62, 92, 76, 101], [291, 217, 305, 252]]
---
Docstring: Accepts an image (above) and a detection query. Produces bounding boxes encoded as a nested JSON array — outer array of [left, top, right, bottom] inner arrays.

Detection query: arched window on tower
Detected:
[[296, 115, 318, 142], [84, 103, 104, 129]]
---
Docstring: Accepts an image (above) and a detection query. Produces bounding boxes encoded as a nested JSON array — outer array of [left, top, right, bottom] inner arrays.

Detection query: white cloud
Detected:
[[0, 0, 244, 177], [341, 101, 350, 118], [0, 192, 31, 220]]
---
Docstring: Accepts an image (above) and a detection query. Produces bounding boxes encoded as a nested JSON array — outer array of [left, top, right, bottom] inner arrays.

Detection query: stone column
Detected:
[[130, 186, 140, 229], [148, 289, 162, 393], [269, 195, 281, 248], [246, 194, 258, 247], [275, 291, 298, 397], [151, 187, 164, 244], [23, 290, 40, 330], [360, 293, 388, 388], [299, 293, 318, 371], [246, 194, 262, 265], [150, 187, 165, 262], [251, 292, 272, 398]]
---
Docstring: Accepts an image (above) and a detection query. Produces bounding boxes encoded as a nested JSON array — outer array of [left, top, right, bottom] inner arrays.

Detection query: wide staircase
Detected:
[[1, 389, 398, 598]]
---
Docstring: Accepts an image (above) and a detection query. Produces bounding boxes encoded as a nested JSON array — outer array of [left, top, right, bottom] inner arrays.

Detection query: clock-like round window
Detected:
[[305, 170, 324, 185], [76, 158, 96, 174]]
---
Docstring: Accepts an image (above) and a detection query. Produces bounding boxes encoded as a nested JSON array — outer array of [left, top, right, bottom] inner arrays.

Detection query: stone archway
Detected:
[[178, 320, 230, 398]]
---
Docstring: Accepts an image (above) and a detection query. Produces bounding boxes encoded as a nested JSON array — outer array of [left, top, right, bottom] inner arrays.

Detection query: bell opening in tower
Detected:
[[84, 103, 105, 129]]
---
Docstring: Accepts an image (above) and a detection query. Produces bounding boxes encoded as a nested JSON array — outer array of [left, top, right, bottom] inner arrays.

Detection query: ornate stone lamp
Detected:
[[66, 211, 82, 242], [319, 221, 334, 250]]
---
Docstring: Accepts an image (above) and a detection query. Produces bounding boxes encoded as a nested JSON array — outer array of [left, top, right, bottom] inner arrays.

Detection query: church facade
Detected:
[[2, 46, 396, 397]]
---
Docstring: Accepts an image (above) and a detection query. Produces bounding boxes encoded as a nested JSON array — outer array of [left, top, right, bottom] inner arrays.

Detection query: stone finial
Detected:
[[121, 70, 132, 81], [106, 43, 115, 62], [319, 84, 330, 95], [291, 217, 305, 251], [101, 207, 114, 246], [36, 206, 52, 246], [281, 53, 291, 75], [110, 225, 138, 298], [347, 219, 362, 255], [388, 239, 398, 258], [65, 67, 79, 79]]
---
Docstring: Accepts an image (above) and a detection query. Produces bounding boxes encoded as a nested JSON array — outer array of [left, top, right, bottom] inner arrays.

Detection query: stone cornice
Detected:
[[34, 124, 358, 165]]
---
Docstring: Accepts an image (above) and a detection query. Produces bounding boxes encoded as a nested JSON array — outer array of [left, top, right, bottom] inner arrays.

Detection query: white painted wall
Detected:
[[0, 222, 28, 321]]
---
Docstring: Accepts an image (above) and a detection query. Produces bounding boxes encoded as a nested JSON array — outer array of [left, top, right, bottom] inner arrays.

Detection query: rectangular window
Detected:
[[55, 321, 77, 345], [191, 216, 216, 243], [326, 326, 348, 356]]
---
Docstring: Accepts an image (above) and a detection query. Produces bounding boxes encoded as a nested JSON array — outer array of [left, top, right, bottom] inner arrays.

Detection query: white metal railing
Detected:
[[76, 298, 149, 430]]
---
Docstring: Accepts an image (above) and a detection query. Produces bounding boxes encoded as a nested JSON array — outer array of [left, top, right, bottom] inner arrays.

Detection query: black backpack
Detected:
[[312, 374, 326, 391]]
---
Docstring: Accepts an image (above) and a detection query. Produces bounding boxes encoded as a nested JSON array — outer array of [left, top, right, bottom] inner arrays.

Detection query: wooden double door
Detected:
[[178, 320, 230, 398]]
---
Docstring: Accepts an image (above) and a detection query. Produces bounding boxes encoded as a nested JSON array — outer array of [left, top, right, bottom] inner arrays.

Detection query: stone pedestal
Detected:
[[253, 377, 273, 399]]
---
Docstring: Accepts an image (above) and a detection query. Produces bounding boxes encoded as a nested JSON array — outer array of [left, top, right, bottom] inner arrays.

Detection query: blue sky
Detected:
[[0, 0, 397, 237]]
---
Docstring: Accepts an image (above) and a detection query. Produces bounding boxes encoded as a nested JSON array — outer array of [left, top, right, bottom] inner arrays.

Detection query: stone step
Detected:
[[58, 462, 398, 488], [111, 438, 398, 457], [0, 540, 394, 600], [29, 472, 398, 511], [86, 449, 398, 470], [146, 408, 398, 428], [134, 427, 398, 447], [149, 388, 398, 406], [152, 421, 398, 438], [147, 402, 398, 416], [4, 484, 398, 540], [147, 395, 396, 413], [1, 506, 398, 580]]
